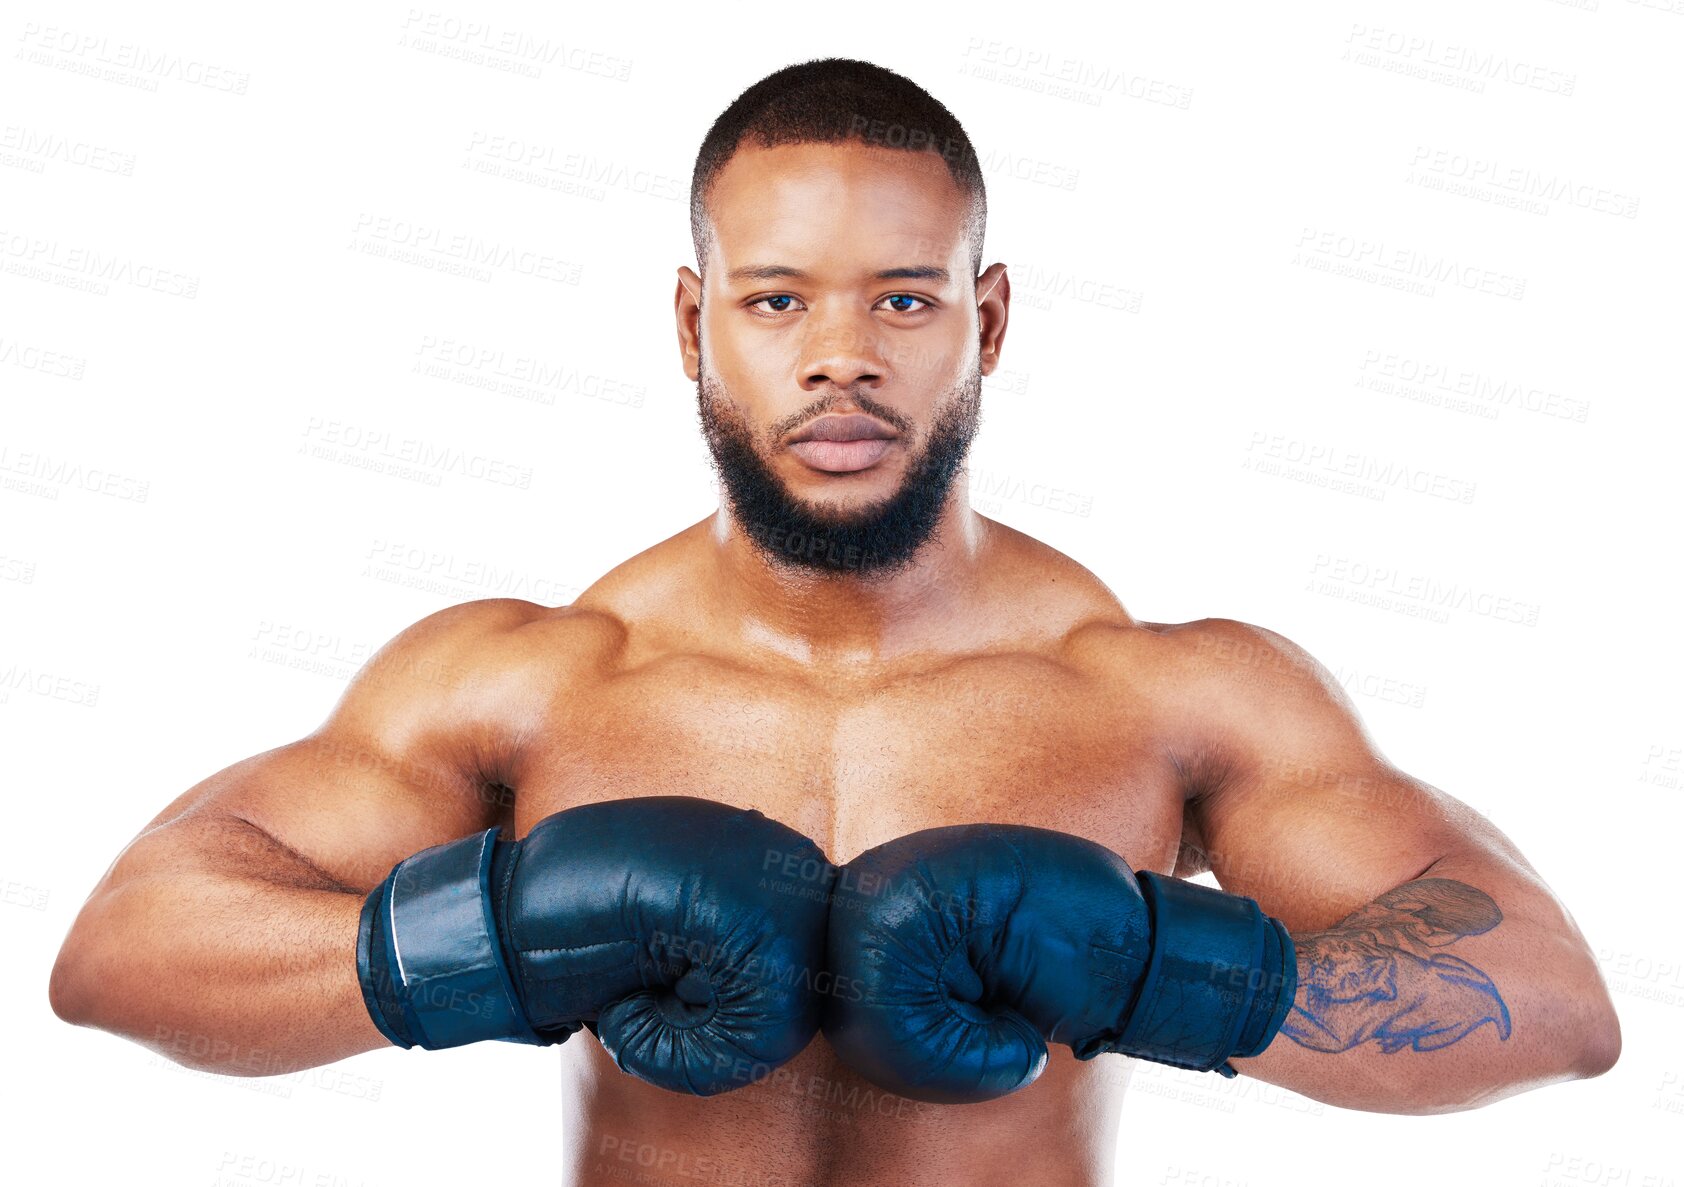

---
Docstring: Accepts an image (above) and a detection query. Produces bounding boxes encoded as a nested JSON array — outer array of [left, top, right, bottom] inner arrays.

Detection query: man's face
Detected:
[[687, 140, 986, 579]]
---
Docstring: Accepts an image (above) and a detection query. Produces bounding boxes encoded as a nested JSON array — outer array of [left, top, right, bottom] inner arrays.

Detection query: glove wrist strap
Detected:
[[356, 873, 416, 1048], [1110, 871, 1297, 1077], [356, 828, 547, 1050]]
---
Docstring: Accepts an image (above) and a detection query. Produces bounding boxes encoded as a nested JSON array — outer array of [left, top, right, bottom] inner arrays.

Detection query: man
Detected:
[[49, 57, 1618, 1186]]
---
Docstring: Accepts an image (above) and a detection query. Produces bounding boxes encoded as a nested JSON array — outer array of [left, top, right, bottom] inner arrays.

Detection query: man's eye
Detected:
[[747, 294, 932, 315]]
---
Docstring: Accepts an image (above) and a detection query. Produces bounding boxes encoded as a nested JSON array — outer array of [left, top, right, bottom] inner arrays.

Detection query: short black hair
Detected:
[[689, 57, 987, 284]]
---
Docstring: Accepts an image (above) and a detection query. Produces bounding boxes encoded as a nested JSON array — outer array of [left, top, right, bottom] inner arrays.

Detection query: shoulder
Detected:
[[1150, 617, 1345, 697], [330, 598, 629, 743], [321, 597, 634, 792], [1064, 613, 1332, 684], [363, 597, 626, 671], [1070, 615, 1370, 774], [1152, 616, 1366, 736], [1142, 617, 1381, 792]]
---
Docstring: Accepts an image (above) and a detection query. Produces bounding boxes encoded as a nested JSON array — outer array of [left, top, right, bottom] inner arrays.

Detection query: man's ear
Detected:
[[976, 262, 1010, 376], [675, 266, 703, 382]]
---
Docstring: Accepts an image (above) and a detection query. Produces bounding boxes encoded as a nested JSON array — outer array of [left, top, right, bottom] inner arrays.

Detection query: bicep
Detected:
[[1171, 619, 1479, 930], [104, 600, 529, 895], [156, 731, 497, 892], [1192, 759, 1473, 931]]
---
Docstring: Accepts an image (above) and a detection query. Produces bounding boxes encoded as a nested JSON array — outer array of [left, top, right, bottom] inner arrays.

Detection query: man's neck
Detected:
[[702, 491, 996, 669]]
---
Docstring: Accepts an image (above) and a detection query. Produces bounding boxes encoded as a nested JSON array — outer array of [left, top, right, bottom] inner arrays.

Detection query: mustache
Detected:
[[694, 367, 982, 579], [768, 393, 915, 443]]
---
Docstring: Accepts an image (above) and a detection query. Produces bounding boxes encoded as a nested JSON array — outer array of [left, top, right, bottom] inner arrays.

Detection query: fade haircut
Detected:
[[689, 57, 987, 286]]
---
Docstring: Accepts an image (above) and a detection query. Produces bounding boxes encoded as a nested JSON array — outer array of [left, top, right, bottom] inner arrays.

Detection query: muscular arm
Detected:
[[1163, 619, 1620, 1114], [47, 598, 538, 1075]]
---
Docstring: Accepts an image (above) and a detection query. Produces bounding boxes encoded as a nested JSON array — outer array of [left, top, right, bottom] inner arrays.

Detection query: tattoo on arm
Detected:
[[1281, 877, 1512, 1055]]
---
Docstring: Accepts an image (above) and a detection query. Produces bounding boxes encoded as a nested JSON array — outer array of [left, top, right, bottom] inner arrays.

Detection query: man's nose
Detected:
[[798, 315, 885, 393]]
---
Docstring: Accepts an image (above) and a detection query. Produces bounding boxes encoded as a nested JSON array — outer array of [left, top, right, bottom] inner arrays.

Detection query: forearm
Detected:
[[50, 817, 386, 1075], [1224, 850, 1621, 1113]]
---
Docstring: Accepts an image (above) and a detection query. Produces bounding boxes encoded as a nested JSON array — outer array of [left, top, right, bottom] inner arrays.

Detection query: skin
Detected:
[[49, 140, 1620, 1186]]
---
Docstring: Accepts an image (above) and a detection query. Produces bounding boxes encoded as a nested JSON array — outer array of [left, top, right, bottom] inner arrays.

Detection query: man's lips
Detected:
[[789, 438, 895, 472], [787, 414, 899, 473], [788, 414, 898, 444]]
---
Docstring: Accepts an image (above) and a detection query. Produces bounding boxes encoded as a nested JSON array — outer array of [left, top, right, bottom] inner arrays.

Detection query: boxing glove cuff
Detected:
[[356, 828, 548, 1051], [1102, 871, 1297, 1077]]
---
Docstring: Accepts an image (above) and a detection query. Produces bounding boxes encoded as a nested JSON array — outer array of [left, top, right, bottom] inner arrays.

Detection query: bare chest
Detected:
[[508, 649, 1186, 872]]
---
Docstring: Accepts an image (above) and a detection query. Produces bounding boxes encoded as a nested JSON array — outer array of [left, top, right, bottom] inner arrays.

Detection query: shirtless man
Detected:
[[48, 57, 1619, 1186]]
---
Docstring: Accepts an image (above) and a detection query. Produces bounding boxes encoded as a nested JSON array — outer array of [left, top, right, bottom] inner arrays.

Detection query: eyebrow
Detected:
[[725, 264, 951, 285]]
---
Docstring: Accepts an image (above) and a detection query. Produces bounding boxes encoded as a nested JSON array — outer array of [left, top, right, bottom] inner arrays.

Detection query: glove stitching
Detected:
[[917, 849, 984, 1032], [933, 935, 976, 1026], [929, 833, 1032, 1032], [1087, 947, 1139, 985], [1123, 965, 1167, 1056], [523, 944, 638, 955], [496, 837, 528, 995]]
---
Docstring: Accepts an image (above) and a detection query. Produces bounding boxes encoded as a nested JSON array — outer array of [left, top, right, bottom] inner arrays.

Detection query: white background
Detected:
[[4, 1, 1681, 1184]]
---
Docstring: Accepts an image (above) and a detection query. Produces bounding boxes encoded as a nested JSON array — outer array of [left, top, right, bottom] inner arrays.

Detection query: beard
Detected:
[[696, 356, 982, 581]]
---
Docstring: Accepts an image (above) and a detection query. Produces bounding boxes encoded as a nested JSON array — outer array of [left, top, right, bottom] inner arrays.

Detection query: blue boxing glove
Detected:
[[823, 824, 1296, 1103], [357, 796, 835, 1095]]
